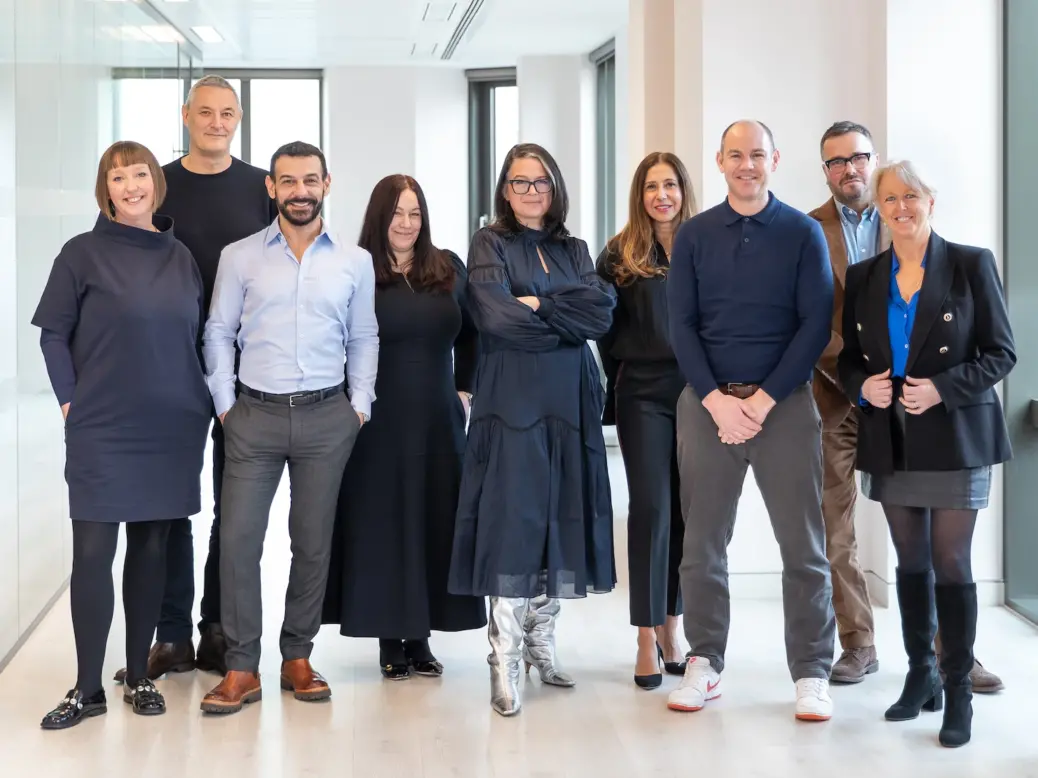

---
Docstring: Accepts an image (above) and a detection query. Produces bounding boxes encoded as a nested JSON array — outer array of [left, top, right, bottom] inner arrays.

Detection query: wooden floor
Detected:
[[2, 450, 1037, 777]]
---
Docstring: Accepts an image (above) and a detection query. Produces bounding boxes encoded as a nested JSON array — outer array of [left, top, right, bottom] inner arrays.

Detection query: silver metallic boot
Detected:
[[488, 596, 529, 716], [522, 594, 575, 687]]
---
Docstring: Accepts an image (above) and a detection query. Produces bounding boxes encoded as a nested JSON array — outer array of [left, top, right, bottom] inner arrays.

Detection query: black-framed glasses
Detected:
[[824, 152, 872, 172], [508, 178, 552, 195]]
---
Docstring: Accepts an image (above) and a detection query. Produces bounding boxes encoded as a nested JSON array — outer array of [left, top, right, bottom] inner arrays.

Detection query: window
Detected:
[[467, 68, 518, 235], [112, 69, 322, 169], [592, 41, 617, 255]]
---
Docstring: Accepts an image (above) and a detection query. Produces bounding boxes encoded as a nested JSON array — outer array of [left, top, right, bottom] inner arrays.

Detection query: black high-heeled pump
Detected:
[[634, 644, 663, 690], [657, 643, 688, 676]]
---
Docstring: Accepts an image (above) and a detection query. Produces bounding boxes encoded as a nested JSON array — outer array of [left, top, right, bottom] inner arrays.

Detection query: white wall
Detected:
[[322, 66, 470, 258]]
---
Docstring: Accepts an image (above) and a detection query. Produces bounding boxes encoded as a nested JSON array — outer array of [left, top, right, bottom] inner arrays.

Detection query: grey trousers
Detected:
[[220, 390, 360, 672], [676, 384, 835, 681]]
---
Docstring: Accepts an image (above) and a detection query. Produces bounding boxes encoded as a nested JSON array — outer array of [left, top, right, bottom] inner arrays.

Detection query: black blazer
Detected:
[[837, 232, 1016, 474]]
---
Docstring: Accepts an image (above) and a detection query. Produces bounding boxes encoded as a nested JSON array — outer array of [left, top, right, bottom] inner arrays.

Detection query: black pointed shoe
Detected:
[[41, 688, 107, 730], [379, 639, 411, 681], [404, 639, 444, 677], [124, 678, 166, 716]]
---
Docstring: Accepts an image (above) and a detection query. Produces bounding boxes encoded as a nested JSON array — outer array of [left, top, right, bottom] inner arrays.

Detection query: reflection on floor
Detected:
[[1, 448, 1036, 777]]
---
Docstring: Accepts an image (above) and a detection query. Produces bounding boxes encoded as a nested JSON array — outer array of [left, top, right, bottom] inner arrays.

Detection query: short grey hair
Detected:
[[186, 74, 241, 111], [871, 159, 937, 204]]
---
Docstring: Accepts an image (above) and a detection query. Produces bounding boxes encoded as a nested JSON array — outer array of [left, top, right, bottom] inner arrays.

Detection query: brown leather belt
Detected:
[[718, 383, 760, 399]]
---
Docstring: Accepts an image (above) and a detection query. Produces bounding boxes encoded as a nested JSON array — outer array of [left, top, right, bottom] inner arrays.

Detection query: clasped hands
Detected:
[[861, 369, 941, 414], [704, 389, 775, 445]]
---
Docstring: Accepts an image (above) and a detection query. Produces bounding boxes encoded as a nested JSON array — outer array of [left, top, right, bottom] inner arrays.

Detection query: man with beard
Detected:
[[114, 74, 277, 683], [199, 141, 378, 714], [809, 121, 1004, 693]]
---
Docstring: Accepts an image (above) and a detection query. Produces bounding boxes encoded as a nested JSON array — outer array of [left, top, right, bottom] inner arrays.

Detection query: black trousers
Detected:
[[615, 362, 685, 627], [71, 519, 173, 695], [156, 417, 224, 643]]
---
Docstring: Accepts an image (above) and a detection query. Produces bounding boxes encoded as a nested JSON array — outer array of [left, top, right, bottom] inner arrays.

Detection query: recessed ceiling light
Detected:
[[191, 26, 224, 44], [141, 24, 186, 43]]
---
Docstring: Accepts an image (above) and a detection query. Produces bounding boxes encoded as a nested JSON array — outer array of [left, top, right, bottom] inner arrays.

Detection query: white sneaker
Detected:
[[795, 677, 833, 721], [667, 656, 721, 712]]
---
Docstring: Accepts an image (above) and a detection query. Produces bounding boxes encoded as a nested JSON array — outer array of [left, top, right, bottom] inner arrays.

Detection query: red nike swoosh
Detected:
[[707, 680, 719, 693]]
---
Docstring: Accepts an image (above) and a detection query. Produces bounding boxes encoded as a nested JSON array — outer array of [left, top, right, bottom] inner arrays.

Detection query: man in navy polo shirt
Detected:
[[665, 120, 837, 721]]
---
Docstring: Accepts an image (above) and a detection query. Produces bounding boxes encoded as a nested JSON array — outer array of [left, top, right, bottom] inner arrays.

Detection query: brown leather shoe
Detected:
[[200, 671, 262, 714], [280, 658, 331, 701], [830, 645, 879, 684], [113, 640, 195, 683], [935, 632, 1004, 693]]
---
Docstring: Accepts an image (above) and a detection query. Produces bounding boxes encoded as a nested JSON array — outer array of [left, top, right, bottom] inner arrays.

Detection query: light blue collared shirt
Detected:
[[836, 200, 881, 264], [203, 216, 379, 418]]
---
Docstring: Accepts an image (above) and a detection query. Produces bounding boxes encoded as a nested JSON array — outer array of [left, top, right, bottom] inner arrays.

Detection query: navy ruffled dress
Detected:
[[448, 226, 617, 599]]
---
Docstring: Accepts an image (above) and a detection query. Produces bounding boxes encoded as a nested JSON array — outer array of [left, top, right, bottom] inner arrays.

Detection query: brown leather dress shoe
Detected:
[[113, 640, 195, 683], [830, 645, 880, 684], [280, 658, 331, 701], [200, 671, 262, 714], [935, 632, 1004, 693]]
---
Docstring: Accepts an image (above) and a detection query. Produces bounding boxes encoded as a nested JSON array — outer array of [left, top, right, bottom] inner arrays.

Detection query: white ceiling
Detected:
[[140, 0, 627, 68]]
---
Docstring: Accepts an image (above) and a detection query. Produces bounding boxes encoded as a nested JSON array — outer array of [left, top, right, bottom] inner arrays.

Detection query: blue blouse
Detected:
[[888, 248, 927, 378]]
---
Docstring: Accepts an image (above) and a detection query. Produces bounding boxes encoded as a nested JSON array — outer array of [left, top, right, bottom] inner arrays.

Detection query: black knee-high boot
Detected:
[[934, 583, 976, 747], [885, 569, 943, 721]]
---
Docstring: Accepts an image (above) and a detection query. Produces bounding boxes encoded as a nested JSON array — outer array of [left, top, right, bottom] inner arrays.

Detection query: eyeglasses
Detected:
[[824, 152, 872, 173], [508, 178, 553, 195]]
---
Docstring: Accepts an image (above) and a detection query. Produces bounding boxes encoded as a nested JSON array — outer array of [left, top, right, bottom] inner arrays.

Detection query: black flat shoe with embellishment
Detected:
[[124, 678, 166, 715], [404, 639, 444, 678], [379, 639, 411, 681], [41, 688, 107, 730]]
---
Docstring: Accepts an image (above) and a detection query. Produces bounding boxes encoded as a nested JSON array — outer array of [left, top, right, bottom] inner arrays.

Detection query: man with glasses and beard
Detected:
[[198, 141, 378, 715], [809, 121, 1004, 693]]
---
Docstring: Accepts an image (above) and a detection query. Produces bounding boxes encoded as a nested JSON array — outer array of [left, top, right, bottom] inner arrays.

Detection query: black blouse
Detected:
[[595, 242, 678, 421]]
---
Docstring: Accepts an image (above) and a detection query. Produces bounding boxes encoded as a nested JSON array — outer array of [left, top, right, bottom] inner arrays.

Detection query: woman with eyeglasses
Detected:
[[448, 142, 617, 717]]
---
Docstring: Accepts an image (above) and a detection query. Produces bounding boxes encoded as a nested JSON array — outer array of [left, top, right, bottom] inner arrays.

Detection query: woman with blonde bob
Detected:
[[596, 151, 697, 688], [32, 141, 211, 729], [838, 160, 1015, 747]]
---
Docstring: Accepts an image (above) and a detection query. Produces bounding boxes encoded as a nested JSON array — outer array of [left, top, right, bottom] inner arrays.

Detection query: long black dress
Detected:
[[322, 254, 488, 637], [448, 226, 617, 600], [31, 213, 212, 523]]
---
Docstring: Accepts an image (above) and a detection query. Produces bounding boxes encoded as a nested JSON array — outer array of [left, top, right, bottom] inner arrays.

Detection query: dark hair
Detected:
[[819, 121, 873, 155], [270, 141, 328, 178], [358, 174, 454, 293], [490, 142, 570, 239], [719, 120, 776, 152], [95, 141, 167, 218], [607, 151, 697, 286]]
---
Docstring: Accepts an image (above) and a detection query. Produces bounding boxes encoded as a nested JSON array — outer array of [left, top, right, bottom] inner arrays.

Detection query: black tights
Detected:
[[881, 505, 978, 584], [71, 519, 172, 695]]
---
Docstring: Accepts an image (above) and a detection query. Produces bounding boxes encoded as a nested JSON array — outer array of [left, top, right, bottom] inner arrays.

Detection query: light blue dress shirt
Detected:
[[836, 200, 881, 264], [203, 217, 379, 418]]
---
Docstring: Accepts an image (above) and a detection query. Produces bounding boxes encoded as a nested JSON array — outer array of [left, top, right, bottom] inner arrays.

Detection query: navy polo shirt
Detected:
[[666, 192, 834, 403]]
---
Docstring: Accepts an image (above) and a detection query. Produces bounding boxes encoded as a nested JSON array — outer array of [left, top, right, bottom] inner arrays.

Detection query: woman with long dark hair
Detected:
[[596, 151, 696, 689], [448, 143, 617, 717], [322, 174, 486, 678]]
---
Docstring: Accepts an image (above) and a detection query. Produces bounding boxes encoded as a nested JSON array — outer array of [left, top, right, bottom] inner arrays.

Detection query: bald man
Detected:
[[666, 120, 837, 721]]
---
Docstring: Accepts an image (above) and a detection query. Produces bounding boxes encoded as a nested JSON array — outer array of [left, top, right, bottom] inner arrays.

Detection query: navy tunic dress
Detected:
[[448, 226, 617, 600], [32, 214, 212, 523]]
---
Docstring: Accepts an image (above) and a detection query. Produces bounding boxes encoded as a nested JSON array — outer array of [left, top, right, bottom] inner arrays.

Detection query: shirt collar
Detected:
[[264, 215, 336, 247], [890, 245, 928, 272], [722, 190, 780, 226], [837, 200, 878, 224]]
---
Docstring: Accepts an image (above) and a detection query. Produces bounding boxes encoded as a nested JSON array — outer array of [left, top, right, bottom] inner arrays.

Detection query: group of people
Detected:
[[32, 74, 1014, 752]]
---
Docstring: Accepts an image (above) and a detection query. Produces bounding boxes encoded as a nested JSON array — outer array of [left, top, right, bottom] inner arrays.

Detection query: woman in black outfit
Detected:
[[323, 175, 486, 677], [448, 143, 617, 717], [32, 141, 211, 729], [838, 160, 1015, 748], [596, 152, 696, 689]]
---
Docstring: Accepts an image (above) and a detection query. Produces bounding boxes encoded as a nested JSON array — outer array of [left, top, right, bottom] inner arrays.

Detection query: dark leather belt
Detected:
[[718, 383, 760, 400], [238, 382, 344, 408]]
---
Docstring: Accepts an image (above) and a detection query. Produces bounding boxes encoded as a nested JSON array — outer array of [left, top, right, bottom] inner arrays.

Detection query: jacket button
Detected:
[[863, 354, 870, 361], [857, 323, 862, 331], [939, 346, 949, 354], [943, 312, 953, 322]]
